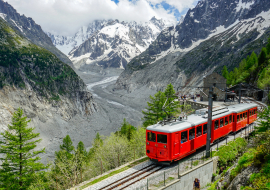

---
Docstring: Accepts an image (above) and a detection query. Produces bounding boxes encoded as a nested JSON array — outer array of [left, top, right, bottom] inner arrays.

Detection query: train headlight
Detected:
[[164, 145, 167, 148], [147, 142, 149, 145]]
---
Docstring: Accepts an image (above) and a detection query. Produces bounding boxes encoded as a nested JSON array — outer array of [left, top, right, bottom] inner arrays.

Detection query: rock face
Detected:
[[67, 17, 173, 71], [0, 0, 73, 66], [0, 18, 100, 163], [115, 0, 270, 94], [227, 165, 259, 190]]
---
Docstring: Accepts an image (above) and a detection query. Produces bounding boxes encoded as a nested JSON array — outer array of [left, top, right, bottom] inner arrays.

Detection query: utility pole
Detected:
[[239, 83, 242, 104], [206, 86, 213, 157], [225, 83, 227, 102]]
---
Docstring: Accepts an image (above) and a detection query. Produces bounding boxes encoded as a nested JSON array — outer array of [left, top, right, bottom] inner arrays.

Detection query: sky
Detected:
[[4, 0, 199, 36]]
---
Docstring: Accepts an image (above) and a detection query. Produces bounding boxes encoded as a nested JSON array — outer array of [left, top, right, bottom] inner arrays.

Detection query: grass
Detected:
[[152, 176, 176, 188], [80, 157, 149, 190], [192, 160, 199, 166]]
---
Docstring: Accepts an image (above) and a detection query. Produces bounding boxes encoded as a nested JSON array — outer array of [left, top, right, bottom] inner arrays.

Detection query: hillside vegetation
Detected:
[[222, 37, 270, 90], [208, 108, 270, 190], [0, 18, 84, 100]]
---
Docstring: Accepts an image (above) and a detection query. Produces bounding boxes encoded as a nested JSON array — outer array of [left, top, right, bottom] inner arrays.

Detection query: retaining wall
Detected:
[[158, 157, 218, 190]]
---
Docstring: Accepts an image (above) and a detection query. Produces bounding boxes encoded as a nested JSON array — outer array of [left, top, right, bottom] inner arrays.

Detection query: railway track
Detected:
[[97, 164, 163, 190]]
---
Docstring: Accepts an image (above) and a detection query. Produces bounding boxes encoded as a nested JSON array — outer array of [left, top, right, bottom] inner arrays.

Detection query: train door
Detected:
[[195, 125, 203, 149], [146, 131, 157, 158], [174, 133, 180, 157], [213, 119, 220, 141], [156, 133, 168, 159], [180, 130, 189, 156], [189, 128, 195, 151]]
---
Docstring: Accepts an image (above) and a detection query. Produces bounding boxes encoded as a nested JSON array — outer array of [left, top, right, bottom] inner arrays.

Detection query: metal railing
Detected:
[[134, 150, 213, 190]]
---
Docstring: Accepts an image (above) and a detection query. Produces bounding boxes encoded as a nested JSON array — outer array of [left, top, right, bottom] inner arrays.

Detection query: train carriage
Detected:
[[146, 103, 257, 164]]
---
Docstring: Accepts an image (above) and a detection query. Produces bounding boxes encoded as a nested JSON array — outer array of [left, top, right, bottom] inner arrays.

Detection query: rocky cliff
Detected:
[[115, 0, 270, 94], [0, 18, 103, 162], [0, 0, 73, 66]]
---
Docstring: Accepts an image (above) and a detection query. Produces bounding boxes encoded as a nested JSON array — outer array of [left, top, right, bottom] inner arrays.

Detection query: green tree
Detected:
[[77, 141, 87, 157], [0, 108, 46, 190], [222, 65, 229, 79], [142, 91, 166, 127], [246, 52, 258, 70], [258, 47, 268, 66], [60, 135, 74, 154], [88, 133, 103, 159], [256, 106, 270, 132], [119, 118, 137, 141], [164, 83, 181, 118], [266, 37, 270, 55]]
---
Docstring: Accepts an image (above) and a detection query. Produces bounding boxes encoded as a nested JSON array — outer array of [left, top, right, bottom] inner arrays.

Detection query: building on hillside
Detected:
[[228, 83, 264, 101], [200, 73, 228, 101]]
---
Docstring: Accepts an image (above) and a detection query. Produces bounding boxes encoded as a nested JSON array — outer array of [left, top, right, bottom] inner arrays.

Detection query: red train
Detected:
[[146, 103, 257, 164]]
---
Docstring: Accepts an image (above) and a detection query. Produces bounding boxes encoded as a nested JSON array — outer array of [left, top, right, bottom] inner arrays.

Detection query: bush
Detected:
[[215, 138, 247, 168]]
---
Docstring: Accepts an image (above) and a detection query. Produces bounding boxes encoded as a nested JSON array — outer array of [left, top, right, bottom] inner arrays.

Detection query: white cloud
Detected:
[[4, 0, 197, 36]]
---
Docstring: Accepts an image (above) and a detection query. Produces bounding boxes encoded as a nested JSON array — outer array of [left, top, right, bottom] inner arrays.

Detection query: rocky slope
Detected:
[[115, 0, 270, 94], [0, 18, 121, 163], [67, 17, 173, 71], [0, 0, 73, 66]]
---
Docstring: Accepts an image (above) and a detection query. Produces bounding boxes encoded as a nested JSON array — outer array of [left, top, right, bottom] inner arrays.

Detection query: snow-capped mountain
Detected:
[[115, 0, 270, 93], [46, 20, 108, 55], [64, 17, 173, 70]]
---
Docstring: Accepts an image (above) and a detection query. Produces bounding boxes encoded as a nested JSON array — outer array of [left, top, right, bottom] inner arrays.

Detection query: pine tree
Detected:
[[60, 135, 74, 153], [222, 65, 229, 79], [266, 37, 270, 55], [119, 118, 136, 141], [258, 47, 268, 66], [246, 52, 258, 70], [142, 91, 166, 127], [164, 83, 181, 118], [0, 108, 46, 189]]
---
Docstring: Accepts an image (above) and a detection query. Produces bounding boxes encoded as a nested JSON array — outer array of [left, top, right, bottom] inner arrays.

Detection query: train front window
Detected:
[[196, 126, 202, 137], [181, 131, 188, 143], [203, 124, 207, 134], [220, 119, 224, 127], [148, 132, 156, 142], [229, 115, 232, 123], [215, 120, 219, 130], [189, 128, 195, 140], [225, 117, 228, 125], [157, 134, 167, 144]]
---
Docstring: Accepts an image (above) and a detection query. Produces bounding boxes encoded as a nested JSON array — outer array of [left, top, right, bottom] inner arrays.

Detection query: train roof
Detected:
[[146, 103, 257, 133]]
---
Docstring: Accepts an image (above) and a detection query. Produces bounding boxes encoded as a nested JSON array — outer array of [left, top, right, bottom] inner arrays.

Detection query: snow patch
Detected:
[[235, 0, 254, 12], [0, 13, 7, 21]]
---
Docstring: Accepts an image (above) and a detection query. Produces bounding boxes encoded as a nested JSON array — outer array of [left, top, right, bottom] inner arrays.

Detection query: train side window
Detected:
[[225, 117, 228, 125], [237, 115, 239, 122], [240, 114, 242, 120], [189, 128, 195, 140], [196, 126, 202, 137], [215, 120, 219, 130], [229, 115, 232, 123], [250, 110, 252, 116], [220, 118, 224, 127], [233, 115, 235, 122], [245, 112, 248, 118], [181, 131, 188, 143], [157, 134, 167, 144], [148, 132, 156, 142], [203, 124, 207, 134]]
